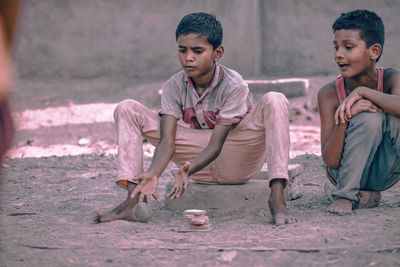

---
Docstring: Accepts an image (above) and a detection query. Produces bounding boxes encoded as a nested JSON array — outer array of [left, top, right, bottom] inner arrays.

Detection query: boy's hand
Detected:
[[350, 99, 382, 117], [131, 172, 161, 204], [166, 162, 190, 200], [335, 87, 382, 124], [335, 88, 362, 124], [335, 87, 365, 124]]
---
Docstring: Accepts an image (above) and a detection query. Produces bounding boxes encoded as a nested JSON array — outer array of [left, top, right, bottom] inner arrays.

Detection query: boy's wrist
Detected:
[[146, 169, 161, 178]]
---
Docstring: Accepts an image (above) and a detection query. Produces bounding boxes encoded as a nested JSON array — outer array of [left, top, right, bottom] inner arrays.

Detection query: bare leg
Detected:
[[94, 182, 138, 223], [268, 179, 297, 226]]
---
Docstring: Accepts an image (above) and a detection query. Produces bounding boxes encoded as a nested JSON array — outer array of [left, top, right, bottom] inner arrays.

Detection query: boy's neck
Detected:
[[345, 66, 378, 91], [191, 64, 217, 92]]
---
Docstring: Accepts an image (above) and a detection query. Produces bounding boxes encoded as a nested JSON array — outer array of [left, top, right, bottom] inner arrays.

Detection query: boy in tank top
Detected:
[[318, 10, 400, 215]]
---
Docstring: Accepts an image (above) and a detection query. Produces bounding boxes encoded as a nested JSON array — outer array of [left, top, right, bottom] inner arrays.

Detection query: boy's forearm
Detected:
[[322, 122, 347, 169], [148, 140, 175, 177], [187, 124, 233, 176], [359, 87, 400, 117], [188, 144, 222, 176]]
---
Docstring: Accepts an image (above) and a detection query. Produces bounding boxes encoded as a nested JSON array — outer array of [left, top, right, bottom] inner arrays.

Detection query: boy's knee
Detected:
[[260, 91, 289, 109], [387, 113, 400, 132], [350, 112, 384, 133], [114, 99, 141, 118], [386, 113, 400, 146]]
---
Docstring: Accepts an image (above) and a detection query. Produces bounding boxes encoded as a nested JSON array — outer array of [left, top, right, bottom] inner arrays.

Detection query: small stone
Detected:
[[78, 138, 91, 146], [132, 202, 152, 222]]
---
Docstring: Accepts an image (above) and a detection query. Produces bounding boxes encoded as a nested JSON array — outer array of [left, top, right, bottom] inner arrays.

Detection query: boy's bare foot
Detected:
[[94, 182, 145, 223], [327, 198, 352, 215], [269, 179, 297, 226], [327, 191, 381, 216], [268, 199, 297, 226], [93, 198, 137, 223], [358, 190, 381, 208]]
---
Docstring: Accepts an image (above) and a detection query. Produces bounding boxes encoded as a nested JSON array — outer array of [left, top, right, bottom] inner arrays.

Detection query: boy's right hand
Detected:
[[349, 99, 382, 118], [335, 98, 382, 124], [131, 172, 161, 204], [166, 162, 190, 200]]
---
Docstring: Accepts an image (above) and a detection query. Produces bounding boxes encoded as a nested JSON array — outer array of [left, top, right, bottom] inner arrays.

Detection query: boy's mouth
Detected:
[[337, 63, 349, 69]]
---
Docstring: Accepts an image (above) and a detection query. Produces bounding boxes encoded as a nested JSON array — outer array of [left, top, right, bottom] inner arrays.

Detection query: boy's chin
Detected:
[[339, 69, 355, 78]]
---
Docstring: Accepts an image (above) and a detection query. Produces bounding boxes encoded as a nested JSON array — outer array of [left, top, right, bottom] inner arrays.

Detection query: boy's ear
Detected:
[[213, 46, 224, 62], [369, 43, 382, 61]]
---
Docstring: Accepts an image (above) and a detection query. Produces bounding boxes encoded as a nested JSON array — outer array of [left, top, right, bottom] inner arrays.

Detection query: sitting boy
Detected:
[[95, 12, 295, 225], [318, 9, 400, 215]]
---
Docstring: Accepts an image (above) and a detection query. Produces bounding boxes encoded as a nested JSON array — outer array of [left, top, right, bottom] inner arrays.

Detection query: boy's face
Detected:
[[333, 29, 375, 78], [177, 33, 223, 86]]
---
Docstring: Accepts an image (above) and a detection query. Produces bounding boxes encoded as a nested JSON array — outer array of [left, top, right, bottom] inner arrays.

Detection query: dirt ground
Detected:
[[0, 77, 399, 266]]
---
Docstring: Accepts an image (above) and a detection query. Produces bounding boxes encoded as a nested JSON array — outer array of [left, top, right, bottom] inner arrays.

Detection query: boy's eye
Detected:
[[333, 46, 338, 51], [194, 50, 203, 54], [178, 49, 186, 53], [345, 46, 353, 50]]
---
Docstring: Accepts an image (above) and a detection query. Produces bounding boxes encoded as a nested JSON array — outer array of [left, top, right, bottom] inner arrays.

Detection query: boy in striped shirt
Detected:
[[95, 12, 294, 225]]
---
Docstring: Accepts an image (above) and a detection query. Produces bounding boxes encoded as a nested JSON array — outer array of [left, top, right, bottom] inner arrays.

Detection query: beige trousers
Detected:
[[114, 92, 290, 188]]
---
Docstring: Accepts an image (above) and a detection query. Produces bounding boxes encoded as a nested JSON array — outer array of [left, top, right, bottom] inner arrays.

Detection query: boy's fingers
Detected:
[[166, 187, 176, 198], [153, 193, 161, 202], [334, 108, 340, 125], [172, 187, 181, 199], [131, 185, 141, 199], [145, 194, 151, 205], [177, 187, 184, 198], [138, 193, 145, 203], [183, 162, 190, 171], [339, 104, 345, 123]]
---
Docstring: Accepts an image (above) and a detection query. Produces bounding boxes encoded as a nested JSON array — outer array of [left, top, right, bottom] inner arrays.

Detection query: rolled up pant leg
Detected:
[[113, 99, 213, 188], [113, 100, 161, 189]]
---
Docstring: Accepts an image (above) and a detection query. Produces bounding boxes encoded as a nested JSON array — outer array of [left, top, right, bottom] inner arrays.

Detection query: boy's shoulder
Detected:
[[317, 79, 340, 112], [162, 69, 187, 94], [220, 64, 247, 87], [318, 80, 337, 101], [383, 67, 400, 93]]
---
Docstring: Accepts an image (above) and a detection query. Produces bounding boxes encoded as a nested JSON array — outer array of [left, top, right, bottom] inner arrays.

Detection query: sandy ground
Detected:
[[0, 77, 399, 266]]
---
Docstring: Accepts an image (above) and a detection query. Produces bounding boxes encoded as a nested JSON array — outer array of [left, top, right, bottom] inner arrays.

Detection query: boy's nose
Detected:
[[335, 48, 344, 59], [185, 52, 195, 62]]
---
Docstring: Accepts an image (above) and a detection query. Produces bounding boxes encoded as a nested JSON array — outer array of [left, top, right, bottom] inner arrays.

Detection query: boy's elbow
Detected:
[[322, 155, 340, 169]]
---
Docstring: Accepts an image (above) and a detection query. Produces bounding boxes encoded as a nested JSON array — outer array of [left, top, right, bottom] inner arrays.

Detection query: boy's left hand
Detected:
[[131, 172, 161, 204], [166, 162, 190, 200], [335, 87, 365, 124]]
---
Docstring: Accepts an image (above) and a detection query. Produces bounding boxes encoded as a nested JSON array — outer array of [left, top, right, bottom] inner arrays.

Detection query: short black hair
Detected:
[[332, 9, 385, 61], [175, 12, 223, 50]]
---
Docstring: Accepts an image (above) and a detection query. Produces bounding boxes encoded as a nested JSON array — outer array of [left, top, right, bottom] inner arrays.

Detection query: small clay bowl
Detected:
[[183, 209, 207, 217]]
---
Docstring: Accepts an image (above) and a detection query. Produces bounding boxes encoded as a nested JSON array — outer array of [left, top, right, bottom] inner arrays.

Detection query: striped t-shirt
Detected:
[[160, 64, 253, 129]]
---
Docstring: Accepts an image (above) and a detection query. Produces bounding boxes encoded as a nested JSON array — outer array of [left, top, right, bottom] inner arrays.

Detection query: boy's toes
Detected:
[[93, 209, 104, 223], [285, 216, 297, 224], [327, 199, 352, 215]]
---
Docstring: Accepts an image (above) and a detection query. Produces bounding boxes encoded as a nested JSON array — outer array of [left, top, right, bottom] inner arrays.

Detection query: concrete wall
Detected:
[[13, 0, 400, 80], [260, 0, 400, 77]]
